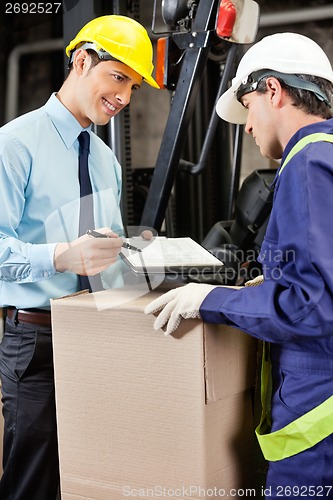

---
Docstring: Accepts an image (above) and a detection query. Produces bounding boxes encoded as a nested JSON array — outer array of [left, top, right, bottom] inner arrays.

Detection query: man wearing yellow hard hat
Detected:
[[0, 15, 158, 499]]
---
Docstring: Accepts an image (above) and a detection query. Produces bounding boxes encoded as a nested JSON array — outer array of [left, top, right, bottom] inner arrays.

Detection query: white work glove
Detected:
[[245, 275, 264, 287], [144, 283, 216, 335]]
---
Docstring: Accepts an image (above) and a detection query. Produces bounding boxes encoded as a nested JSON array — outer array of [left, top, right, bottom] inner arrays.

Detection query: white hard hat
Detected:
[[216, 32, 333, 124]]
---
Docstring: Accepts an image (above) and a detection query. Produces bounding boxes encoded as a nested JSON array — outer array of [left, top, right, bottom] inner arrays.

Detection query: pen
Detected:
[[86, 229, 141, 252]]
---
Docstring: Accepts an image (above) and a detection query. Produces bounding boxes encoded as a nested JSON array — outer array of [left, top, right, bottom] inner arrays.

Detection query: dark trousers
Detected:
[[0, 316, 60, 500]]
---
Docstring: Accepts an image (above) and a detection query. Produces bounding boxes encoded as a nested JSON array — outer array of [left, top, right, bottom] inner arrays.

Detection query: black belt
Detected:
[[6, 308, 52, 328]]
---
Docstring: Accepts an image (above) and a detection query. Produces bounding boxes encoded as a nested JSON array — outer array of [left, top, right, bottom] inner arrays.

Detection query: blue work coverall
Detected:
[[200, 118, 333, 499]]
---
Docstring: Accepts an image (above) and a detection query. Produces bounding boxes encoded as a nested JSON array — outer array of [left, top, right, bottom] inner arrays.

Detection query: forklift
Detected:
[[139, 0, 276, 285]]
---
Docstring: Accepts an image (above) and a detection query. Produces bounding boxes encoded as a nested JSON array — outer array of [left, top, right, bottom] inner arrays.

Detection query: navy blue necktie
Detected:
[[78, 131, 102, 292], [78, 131, 94, 236]]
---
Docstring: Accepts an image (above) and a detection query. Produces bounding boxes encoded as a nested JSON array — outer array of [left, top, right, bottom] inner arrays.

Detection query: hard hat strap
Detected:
[[237, 69, 331, 107], [68, 42, 119, 65]]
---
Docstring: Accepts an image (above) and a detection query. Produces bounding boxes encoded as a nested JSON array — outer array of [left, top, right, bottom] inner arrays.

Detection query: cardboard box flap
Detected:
[[51, 286, 154, 313]]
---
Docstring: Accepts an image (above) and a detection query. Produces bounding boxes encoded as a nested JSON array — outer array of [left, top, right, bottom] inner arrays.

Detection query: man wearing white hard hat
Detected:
[[145, 33, 333, 496], [0, 15, 158, 499]]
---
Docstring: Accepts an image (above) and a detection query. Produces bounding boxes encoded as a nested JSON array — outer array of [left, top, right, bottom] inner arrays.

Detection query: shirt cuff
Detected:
[[30, 243, 57, 281], [200, 286, 239, 323]]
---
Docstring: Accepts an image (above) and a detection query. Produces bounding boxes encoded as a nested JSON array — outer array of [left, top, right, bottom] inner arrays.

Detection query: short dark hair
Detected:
[[257, 74, 333, 119], [86, 49, 101, 68]]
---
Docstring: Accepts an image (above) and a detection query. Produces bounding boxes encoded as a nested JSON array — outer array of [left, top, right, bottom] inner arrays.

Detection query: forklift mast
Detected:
[[140, 0, 260, 240]]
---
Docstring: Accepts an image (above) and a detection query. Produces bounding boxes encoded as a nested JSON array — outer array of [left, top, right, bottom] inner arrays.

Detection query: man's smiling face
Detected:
[[73, 53, 143, 127]]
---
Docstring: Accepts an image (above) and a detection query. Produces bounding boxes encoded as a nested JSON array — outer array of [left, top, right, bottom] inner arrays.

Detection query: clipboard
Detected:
[[120, 237, 224, 276]]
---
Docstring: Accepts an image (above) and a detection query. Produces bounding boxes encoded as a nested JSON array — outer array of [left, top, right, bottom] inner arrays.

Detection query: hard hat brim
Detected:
[[141, 73, 160, 89], [215, 82, 248, 124]]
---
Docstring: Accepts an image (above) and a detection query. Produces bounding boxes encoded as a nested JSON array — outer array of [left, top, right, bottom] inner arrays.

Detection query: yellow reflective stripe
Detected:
[[256, 340, 333, 462], [257, 342, 272, 431], [279, 133, 333, 176], [256, 395, 333, 462]]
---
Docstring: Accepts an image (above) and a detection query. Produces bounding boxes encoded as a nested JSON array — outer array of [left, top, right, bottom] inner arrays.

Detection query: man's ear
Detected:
[[265, 76, 284, 108], [72, 49, 90, 74]]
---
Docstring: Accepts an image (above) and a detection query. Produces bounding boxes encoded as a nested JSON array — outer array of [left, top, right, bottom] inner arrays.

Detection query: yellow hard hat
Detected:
[[66, 15, 159, 88]]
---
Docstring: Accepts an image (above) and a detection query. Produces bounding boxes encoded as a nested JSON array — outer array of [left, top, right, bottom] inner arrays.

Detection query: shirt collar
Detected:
[[282, 118, 333, 166], [44, 93, 92, 149], [270, 118, 333, 187]]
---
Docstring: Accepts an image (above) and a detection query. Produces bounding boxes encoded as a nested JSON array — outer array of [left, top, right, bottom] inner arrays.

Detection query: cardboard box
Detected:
[[51, 287, 258, 500]]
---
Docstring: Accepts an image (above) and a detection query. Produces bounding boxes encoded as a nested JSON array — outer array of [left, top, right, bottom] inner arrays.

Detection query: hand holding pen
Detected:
[[86, 229, 154, 292], [86, 229, 142, 252], [86, 229, 154, 252], [54, 227, 124, 276]]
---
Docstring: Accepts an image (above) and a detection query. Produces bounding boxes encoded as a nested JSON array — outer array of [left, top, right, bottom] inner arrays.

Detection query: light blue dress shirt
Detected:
[[0, 93, 124, 308]]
